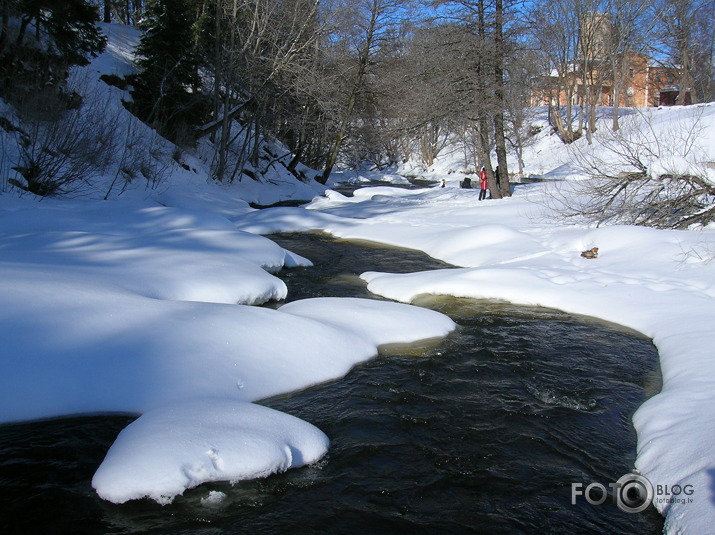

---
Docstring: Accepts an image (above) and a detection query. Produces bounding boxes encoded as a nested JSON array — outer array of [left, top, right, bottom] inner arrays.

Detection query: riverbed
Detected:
[[0, 232, 664, 534]]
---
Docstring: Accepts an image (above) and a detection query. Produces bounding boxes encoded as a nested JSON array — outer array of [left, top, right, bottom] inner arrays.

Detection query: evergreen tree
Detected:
[[129, 0, 205, 143], [41, 0, 105, 64], [0, 0, 105, 104]]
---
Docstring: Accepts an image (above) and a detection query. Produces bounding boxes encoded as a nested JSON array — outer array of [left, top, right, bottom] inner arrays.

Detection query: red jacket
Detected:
[[480, 170, 488, 190]]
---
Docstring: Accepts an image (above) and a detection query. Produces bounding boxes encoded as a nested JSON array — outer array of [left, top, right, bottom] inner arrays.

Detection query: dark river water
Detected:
[[0, 232, 664, 534]]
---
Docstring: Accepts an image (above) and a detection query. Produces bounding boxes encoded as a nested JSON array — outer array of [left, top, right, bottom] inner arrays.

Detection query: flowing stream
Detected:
[[0, 231, 664, 534]]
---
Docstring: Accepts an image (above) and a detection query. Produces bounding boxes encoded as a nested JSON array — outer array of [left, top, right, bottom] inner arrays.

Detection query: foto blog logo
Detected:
[[572, 472, 655, 514]]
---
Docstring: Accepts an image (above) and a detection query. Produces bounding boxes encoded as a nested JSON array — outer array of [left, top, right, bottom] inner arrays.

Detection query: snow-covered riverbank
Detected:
[[0, 195, 456, 504], [2, 161, 714, 533], [3, 19, 715, 533], [235, 179, 715, 533]]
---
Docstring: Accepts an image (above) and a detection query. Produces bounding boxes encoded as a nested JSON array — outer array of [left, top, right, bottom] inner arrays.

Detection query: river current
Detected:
[[0, 231, 664, 534]]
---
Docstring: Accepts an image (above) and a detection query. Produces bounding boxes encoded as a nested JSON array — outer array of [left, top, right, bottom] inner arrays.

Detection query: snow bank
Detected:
[[0, 199, 293, 305], [0, 196, 456, 503], [360, 257, 715, 534], [92, 399, 330, 504], [280, 297, 456, 344], [235, 170, 715, 533]]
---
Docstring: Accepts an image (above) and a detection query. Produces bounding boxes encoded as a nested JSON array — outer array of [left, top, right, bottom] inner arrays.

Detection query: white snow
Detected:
[[280, 297, 457, 346], [2, 21, 715, 534], [234, 176, 715, 533], [92, 398, 330, 504], [0, 198, 456, 500]]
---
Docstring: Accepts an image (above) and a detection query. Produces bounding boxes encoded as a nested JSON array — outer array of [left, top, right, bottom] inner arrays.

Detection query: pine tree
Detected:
[[43, 0, 106, 64], [0, 0, 105, 103], [129, 0, 205, 143]]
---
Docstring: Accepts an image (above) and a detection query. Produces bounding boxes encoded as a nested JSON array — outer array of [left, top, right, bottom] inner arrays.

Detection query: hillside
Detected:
[[3, 23, 714, 213], [0, 23, 327, 208], [402, 104, 715, 186]]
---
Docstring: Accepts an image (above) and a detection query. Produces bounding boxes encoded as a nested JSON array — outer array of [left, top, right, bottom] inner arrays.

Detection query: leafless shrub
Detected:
[[2, 72, 176, 199], [103, 113, 173, 198], [677, 240, 715, 266], [551, 107, 714, 229], [5, 77, 120, 197]]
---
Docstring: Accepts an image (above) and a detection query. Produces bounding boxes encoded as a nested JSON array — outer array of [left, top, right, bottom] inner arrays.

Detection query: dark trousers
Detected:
[[479, 189, 487, 200]]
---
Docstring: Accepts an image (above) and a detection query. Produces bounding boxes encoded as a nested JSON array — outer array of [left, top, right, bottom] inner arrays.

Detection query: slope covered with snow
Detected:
[[0, 23, 327, 207], [0, 23, 459, 505]]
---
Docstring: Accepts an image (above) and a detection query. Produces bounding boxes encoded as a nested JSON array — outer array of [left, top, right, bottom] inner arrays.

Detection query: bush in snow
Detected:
[[2, 73, 175, 198], [7, 90, 116, 196], [557, 106, 715, 229]]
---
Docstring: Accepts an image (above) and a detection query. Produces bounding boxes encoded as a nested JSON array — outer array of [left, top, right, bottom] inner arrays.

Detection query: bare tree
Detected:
[[557, 107, 714, 228], [690, 0, 714, 102], [574, 0, 611, 144], [504, 48, 544, 179], [316, 0, 406, 184], [527, 0, 582, 143], [424, 0, 512, 196], [650, 0, 710, 105], [368, 20, 464, 168], [196, 0, 322, 182], [602, 0, 651, 131], [492, 0, 511, 196], [473, 0, 501, 196]]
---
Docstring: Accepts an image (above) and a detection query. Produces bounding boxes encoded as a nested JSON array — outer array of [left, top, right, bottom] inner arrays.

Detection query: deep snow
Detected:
[[234, 179, 715, 534], [0, 197, 457, 502], [1, 21, 715, 535]]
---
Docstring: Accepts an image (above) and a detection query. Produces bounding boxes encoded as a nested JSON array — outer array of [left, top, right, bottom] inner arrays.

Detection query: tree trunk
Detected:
[[287, 146, 303, 176], [492, 0, 510, 197], [581, 57, 592, 144], [478, 117, 500, 198], [587, 98, 597, 142], [104, 1, 112, 23], [0, 1, 9, 53], [320, 116, 349, 184], [320, 0, 380, 184], [550, 100, 575, 144], [16, 16, 30, 46], [514, 134, 525, 179], [612, 64, 621, 131], [111, 5, 126, 25], [474, 0, 501, 198], [250, 113, 261, 168], [210, 0, 222, 144], [677, 48, 695, 105], [566, 84, 575, 139], [216, 88, 232, 181], [493, 114, 510, 196], [611, 52, 622, 131]]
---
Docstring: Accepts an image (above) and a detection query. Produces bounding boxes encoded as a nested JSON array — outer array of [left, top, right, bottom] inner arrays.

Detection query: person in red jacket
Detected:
[[479, 166, 488, 200]]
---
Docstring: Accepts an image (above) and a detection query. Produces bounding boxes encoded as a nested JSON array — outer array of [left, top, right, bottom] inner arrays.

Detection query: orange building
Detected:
[[531, 53, 678, 109], [531, 12, 684, 109]]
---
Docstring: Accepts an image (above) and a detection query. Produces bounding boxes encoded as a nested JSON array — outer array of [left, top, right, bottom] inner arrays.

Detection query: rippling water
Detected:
[[0, 232, 664, 534]]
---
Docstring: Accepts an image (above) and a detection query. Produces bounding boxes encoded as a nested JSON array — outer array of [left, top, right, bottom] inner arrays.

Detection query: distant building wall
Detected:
[[530, 53, 679, 109]]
